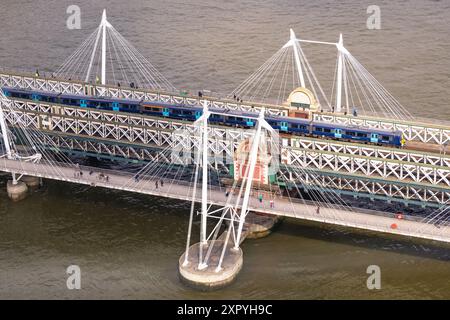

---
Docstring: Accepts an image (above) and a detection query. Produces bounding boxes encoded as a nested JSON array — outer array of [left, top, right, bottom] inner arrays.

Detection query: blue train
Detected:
[[2, 87, 403, 147]]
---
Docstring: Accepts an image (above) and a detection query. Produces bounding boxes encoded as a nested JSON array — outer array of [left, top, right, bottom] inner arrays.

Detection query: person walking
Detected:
[[160, 179, 164, 187], [316, 206, 320, 214], [155, 180, 159, 189], [258, 194, 263, 203], [270, 199, 274, 208]]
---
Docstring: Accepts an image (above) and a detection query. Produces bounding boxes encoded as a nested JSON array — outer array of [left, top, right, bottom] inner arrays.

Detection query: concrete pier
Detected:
[[179, 240, 243, 290], [6, 180, 28, 201], [21, 175, 41, 189], [178, 213, 281, 290], [245, 212, 283, 239]]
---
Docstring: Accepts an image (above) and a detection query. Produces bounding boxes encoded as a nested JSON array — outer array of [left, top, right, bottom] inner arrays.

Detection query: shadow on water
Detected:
[[273, 217, 450, 262]]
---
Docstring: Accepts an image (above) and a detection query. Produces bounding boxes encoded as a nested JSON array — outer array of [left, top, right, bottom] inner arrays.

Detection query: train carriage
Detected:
[[1, 86, 403, 147]]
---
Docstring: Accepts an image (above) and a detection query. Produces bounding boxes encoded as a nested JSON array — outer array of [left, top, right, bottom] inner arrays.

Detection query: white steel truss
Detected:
[[288, 137, 450, 168], [3, 98, 450, 206], [281, 168, 450, 206], [314, 113, 450, 146], [282, 146, 450, 188], [0, 72, 286, 116]]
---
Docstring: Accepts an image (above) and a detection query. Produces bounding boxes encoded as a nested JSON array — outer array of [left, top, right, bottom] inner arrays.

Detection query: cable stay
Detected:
[[230, 30, 413, 121], [54, 9, 176, 93]]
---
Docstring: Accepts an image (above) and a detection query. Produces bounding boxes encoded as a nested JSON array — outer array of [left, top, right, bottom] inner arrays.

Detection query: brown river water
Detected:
[[0, 0, 449, 299]]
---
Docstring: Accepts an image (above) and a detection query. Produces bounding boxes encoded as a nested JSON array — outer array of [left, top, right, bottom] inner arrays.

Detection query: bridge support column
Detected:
[[245, 212, 283, 239], [6, 177, 28, 202], [179, 240, 243, 291], [21, 175, 41, 189]]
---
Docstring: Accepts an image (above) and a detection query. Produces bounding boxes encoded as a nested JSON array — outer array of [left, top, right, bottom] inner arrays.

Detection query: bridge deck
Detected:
[[1, 158, 449, 244]]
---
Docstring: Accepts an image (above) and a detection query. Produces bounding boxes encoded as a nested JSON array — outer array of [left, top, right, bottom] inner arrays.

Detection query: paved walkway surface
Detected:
[[1, 158, 449, 244]]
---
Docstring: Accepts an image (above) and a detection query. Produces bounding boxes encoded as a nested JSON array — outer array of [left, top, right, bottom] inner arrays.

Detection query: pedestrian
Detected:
[[316, 206, 320, 214], [155, 180, 159, 189], [106, 175, 109, 182], [258, 194, 263, 203], [89, 170, 93, 175], [160, 179, 164, 187], [225, 190, 229, 197], [270, 200, 274, 208], [79, 171, 83, 177]]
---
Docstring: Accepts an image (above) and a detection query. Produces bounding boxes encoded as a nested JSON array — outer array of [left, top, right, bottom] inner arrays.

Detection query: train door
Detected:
[[195, 111, 202, 120], [246, 118, 254, 127], [31, 94, 40, 101], [80, 99, 87, 108], [370, 133, 379, 143], [334, 128, 342, 138], [112, 102, 120, 111], [162, 108, 170, 117], [280, 121, 288, 132]]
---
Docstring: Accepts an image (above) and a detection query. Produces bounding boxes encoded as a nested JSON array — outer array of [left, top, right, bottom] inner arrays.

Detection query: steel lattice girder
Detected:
[[280, 167, 450, 207], [289, 137, 450, 167], [3, 98, 450, 203], [283, 146, 450, 188], [314, 113, 450, 145], [0, 72, 285, 116]]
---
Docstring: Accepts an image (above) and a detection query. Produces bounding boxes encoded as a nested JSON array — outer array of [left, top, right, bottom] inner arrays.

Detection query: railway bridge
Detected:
[[0, 10, 449, 288]]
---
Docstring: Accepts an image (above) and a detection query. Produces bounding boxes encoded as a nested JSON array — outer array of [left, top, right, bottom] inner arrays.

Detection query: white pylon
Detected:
[[201, 100, 209, 246], [85, 9, 110, 85], [336, 33, 344, 113], [234, 108, 265, 250], [198, 100, 210, 271], [101, 10, 107, 85], [286, 29, 306, 88], [0, 97, 13, 159]]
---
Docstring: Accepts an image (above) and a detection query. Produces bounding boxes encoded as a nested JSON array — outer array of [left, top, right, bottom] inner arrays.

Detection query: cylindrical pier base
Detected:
[[21, 175, 41, 189], [6, 180, 28, 201], [245, 212, 283, 239], [179, 240, 243, 291]]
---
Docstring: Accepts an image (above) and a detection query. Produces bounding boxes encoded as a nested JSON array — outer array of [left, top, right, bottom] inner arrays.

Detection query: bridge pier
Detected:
[[178, 212, 280, 290], [245, 212, 283, 239], [179, 240, 243, 291], [21, 175, 41, 189], [6, 179, 28, 201]]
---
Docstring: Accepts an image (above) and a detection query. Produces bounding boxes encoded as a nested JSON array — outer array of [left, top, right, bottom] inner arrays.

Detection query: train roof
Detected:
[[313, 121, 401, 135], [3, 86, 61, 97]]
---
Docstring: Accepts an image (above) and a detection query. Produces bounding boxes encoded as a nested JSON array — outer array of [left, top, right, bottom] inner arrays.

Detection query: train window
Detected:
[[315, 127, 323, 132], [357, 132, 366, 137], [323, 128, 331, 133], [346, 131, 356, 136], [382, 135, 390, 141]]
